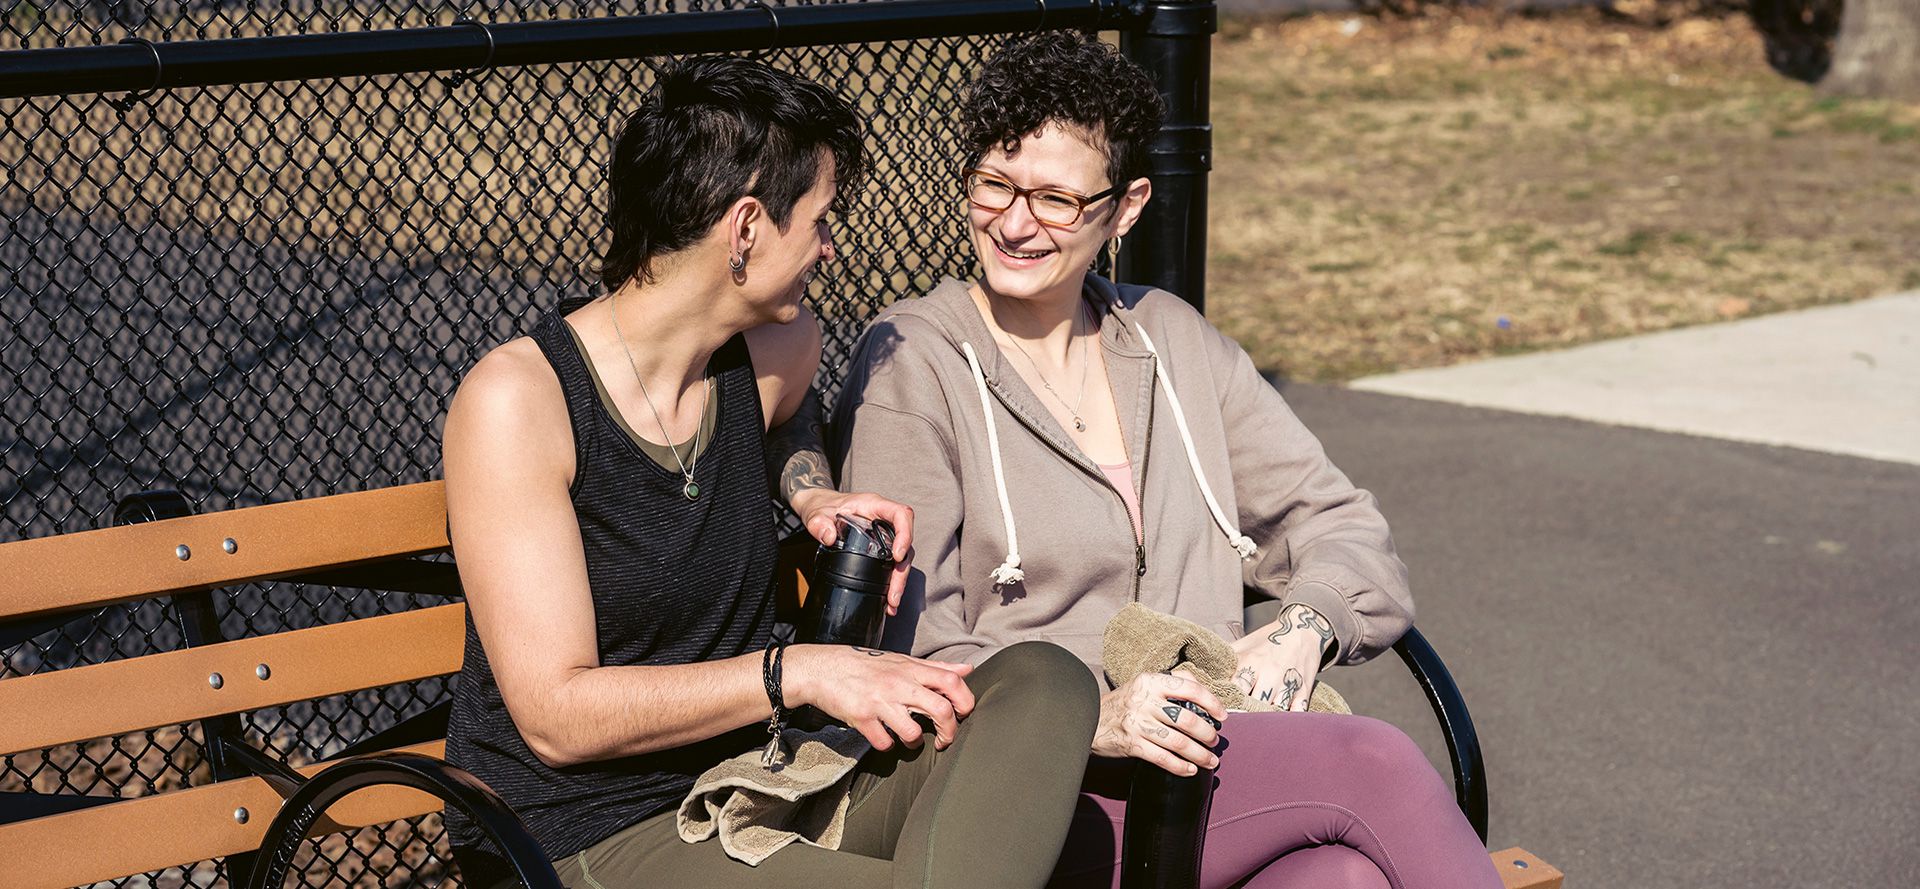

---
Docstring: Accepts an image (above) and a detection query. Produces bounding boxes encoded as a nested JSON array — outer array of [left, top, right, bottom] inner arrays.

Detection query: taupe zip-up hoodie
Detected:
[[832, 276, 1412, 685]]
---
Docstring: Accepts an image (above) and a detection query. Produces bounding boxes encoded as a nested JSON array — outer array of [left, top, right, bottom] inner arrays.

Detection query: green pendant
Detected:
[[683, 480, 701, 501]]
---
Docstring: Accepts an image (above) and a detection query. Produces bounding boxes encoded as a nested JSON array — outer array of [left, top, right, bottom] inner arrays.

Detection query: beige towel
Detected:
[[677, 724, 871, 865], [1102, 603, 1350, 715]]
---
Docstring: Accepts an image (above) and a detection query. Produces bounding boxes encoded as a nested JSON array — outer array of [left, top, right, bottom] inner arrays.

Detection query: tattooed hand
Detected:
[[1092, 670, 1226, 776], [1230, 603, 1335, 713], [1288, 606, 1335, 651], [1279, 669, 1303, 710]]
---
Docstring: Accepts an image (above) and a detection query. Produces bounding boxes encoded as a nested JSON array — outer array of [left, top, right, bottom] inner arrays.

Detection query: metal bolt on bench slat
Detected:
[[234, 807, 249, 824], [223, 537, 238, 554], [1513, 860, 1529, 869], [175, 544, 190, 560], [256, 663, 271, 680], [209, 672, 224, 690]]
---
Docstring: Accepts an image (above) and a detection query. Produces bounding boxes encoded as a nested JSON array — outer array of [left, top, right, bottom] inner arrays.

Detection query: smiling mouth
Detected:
[[993, 239, 1055, 261]]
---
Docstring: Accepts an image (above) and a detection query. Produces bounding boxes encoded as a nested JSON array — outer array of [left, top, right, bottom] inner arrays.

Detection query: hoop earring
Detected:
[[728, 252, 746, 273], [1107, 236, 1122, 270]]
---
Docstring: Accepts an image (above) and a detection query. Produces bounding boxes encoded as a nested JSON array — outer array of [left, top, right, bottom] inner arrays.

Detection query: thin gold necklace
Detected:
[[609, 294, 711, 501], [1002, 301, 1092, 432]]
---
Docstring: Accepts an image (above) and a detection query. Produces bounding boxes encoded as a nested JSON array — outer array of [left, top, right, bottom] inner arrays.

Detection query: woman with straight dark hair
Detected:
[[441, 55, 1098, 888], [833, 33, 1504, 889]]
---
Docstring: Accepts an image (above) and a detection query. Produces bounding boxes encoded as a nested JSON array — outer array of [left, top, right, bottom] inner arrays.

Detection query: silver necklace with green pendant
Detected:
[[610, 294, 711, 501]]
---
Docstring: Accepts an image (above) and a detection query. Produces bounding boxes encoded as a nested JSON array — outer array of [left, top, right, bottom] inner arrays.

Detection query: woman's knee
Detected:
[[1328, 716, 1443, 789], [970, 641, 1100, 725], [1258, 844, 1392, 889]]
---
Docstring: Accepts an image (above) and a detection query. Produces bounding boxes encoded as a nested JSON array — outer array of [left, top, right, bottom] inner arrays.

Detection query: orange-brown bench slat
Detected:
[[0, 604, 465, 757], [0, 482, 450, 623], [0, 741, 448, 889], [1493, 847, 1564, 889]]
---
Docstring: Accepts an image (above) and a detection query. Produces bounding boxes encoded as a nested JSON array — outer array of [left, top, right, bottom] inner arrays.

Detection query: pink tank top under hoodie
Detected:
[[1098, 461, 1144, 541]]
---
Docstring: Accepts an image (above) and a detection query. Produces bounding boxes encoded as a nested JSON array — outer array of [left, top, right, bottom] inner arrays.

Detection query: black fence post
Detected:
[[1119, 0, 1215, 315]]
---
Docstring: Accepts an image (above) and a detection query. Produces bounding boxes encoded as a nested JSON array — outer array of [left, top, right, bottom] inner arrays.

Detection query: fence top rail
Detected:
[[0, 0, 1174, 101], [0, 481, 451, 623]]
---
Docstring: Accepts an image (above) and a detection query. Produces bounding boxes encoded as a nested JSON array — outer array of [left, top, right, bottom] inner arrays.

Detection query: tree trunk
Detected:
[[1821, 0, 1920, 100]]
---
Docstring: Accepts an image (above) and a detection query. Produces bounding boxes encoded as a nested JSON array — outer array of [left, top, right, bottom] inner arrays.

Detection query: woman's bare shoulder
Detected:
[[445, 337, 574, 477], [454, 338, 562, 415]]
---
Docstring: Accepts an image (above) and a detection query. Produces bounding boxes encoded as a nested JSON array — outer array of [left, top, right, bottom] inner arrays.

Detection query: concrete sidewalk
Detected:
[[1350, 292, 1920, 466]]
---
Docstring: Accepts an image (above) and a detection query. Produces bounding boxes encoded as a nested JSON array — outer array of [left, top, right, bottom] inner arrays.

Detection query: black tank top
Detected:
[[446, 304, 779, 860]]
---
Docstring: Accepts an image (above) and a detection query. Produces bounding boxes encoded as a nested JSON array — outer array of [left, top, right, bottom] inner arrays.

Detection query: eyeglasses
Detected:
[[962, 169, 1120, 229]]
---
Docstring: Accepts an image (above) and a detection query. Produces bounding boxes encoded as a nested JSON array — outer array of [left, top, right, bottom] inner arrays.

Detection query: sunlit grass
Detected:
[[1208, 11, 1920, 380]]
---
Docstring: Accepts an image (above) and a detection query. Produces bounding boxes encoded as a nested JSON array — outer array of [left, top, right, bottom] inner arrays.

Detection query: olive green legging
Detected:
[[526, 641, 1098, 889]]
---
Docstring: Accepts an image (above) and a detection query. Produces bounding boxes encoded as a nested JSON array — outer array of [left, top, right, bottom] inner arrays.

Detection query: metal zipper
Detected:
[[1129, 356, 1156, 603], [979, 339, 1157, 603]]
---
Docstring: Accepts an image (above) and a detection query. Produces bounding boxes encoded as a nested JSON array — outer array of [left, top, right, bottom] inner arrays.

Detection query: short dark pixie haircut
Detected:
[[960, 32, 1166, 190], [598, 56, 867, 292]]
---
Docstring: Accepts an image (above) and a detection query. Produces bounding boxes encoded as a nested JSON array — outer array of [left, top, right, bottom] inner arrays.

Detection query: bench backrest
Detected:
[[0, 482, 462, 889], [0, 481, 817, 889]]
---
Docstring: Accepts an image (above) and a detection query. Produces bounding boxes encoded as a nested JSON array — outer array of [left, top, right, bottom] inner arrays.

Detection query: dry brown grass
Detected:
[[1208, 11, 1920, 380]]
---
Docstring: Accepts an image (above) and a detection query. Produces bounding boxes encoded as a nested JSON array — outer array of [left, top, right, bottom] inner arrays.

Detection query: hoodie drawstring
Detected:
[[1130, 323, 1260, 561], [961, 342, 1025, 585], [959, 318, 1257, 590]]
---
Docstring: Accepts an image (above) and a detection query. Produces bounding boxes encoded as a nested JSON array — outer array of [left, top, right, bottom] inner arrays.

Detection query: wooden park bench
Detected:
[[0, 482, 1561, 888]]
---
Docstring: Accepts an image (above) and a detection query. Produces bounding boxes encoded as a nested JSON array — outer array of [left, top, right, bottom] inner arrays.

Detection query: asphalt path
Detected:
[[1279, 381, 1920, 889]]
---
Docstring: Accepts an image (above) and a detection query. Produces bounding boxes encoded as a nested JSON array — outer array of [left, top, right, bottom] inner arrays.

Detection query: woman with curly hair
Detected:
[[832, 33, 1503, 888]]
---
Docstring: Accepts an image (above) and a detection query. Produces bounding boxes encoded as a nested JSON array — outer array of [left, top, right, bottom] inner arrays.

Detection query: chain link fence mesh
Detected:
[[0, 3, 1095, 884]]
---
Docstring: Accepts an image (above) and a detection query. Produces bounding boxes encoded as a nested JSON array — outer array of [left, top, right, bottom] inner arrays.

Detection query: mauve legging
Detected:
[[1047, 712, 1503, 889]]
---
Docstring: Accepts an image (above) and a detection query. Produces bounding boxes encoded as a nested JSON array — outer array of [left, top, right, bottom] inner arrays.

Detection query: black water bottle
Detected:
[[801, 515, 895, 647], [1119, 699, 1220, 889]]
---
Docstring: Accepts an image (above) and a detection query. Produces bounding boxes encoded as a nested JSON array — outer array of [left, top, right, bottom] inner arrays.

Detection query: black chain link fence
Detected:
[[0, 2, 1143, 884]]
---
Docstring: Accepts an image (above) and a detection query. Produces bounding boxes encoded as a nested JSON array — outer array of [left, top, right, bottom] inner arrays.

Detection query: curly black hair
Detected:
[[598, 56, 867, 292], [960, 32, 1166, 189]]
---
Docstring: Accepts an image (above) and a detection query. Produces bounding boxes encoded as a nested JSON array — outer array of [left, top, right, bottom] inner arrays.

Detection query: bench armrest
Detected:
[[1393, 627, 1488, 843], [244, 752, 561, 889]]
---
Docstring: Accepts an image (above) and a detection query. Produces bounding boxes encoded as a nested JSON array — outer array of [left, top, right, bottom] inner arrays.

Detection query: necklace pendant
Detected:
[[1073, 418, 1086, 432], [683, 480, 701, 501]]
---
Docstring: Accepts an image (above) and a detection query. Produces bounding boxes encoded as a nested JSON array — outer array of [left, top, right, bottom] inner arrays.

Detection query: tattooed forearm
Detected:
[[1272, 603, 1335, 657], [1279, 669, 1303, 710], [765, 387, 835, 504], [1292, 606, 1334, 644], [782, 450, 834, 503]]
